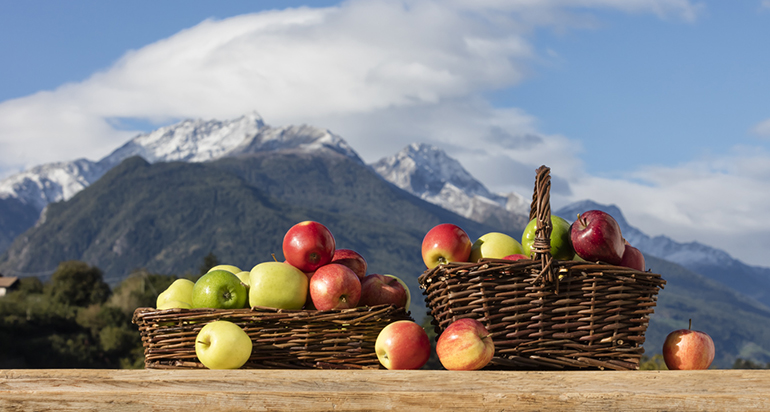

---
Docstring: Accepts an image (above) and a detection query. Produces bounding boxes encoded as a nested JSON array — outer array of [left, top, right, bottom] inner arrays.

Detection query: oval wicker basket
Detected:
[[132, 304, 412, 369], [418, 166, 666, 371]]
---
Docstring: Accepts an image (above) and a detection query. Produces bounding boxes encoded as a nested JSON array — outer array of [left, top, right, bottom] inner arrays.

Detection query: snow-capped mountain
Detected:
[[371, 143, 529, 231], [0, 112, 363, 212]]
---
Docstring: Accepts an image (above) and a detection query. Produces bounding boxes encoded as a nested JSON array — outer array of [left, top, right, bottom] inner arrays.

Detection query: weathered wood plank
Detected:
[[1, 369, 768, 411]]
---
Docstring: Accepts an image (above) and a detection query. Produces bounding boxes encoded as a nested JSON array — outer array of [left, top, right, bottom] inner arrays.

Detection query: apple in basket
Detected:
[[468, 232, 523, 262], [191, 270, 248, 309], [570, 210, 625, 265], [436, 318, 495, 371], [283, 221, 336, 272], [330, 248, 368, 280], [521, 216, 575, 260], [662, 320, 715, 370], [195, 320, 253, 369], [249, 261, 308, 310], [421, 223, 473, 269], [619, 240, 646, 271], [309, 263, 361, 310], [359, 274, 408, 310], [375, 320, 431, 370], [156, 278, 195, 309]]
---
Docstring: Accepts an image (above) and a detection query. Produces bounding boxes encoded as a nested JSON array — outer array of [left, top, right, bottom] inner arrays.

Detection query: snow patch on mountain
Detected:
[[371, 143, 529, 224], [0, 112, 363, 211]]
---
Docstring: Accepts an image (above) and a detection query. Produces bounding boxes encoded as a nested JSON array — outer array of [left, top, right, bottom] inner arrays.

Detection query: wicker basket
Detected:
[[418, 166, 666, 371], [132, 304, 412, 369]]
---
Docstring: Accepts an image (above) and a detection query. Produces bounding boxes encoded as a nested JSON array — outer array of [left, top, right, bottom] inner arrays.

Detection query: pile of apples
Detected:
[[420, 209, 646, 271]]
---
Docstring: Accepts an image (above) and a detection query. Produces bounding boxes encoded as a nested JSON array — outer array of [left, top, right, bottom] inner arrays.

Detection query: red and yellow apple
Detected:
[[283, 221, 336, 272], [421, 223, 472, 268], [330, 248, 367, 280], [662, 320, 715, 370], [308, 263, 361, 310], [374, 320, 431, 370], [436, 318, 495, 371], [359, 274, 408, 309]]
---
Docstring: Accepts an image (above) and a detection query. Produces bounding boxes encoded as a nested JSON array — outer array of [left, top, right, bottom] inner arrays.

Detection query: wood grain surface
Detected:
[[1, 369, 768, 411]]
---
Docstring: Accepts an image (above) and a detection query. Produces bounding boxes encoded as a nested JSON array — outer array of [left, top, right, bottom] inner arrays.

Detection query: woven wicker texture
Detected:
[[133, 304, 412, 369], [418, 166, 666, 370]]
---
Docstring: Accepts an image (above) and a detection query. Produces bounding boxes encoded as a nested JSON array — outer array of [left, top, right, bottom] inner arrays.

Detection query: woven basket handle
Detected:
[[529, 165, 557, 285]]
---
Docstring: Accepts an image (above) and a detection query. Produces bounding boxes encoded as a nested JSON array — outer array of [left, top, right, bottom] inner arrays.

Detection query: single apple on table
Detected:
[[374, 320, 431, 370], [662, 319, 715, 370], [331, 248, 368, 280], [619, 240, 646, 271], [469, 232, 524, 262], [359, 274, 408, 310], [283, 221, 336, 273], [156, 278, 195, 309], [436, 318, 495, 371], [195, 320, 253, 369], [191, 270, 248, 309], [309, 263, 361, 310], [421, 223, 473, 269], [570, 210, 625, 265], [521, 216, 575, 260], [249, 261, 308, 310]]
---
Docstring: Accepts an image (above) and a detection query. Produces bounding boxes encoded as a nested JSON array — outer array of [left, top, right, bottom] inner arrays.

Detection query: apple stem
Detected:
[[689, 318, 692, 330], [271, 253, 278, 262]]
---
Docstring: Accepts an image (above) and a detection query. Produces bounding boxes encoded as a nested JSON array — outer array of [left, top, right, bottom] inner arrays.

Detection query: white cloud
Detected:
[[750, 118, 770, 138]]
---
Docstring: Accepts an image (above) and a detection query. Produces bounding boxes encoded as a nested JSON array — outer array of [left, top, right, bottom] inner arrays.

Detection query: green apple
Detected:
[[521, 216, 575, 260], [157, 299, 193, 310], [235, 271, 251, 294], [209, 264, 242, 274], [384, 274, 411, 313], [191, 270, 248, 309], [249, 262, 308, 310], [195, 320, 253, 369], [469, 232, 524, 262], [156, 278, 195, 309]]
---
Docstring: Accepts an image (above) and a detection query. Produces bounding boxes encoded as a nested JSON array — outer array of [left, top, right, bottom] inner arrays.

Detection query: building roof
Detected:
[[0, 276, 19, 288]]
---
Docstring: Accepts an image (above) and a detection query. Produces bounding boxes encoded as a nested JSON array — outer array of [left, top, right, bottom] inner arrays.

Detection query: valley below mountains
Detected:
[[2, 113, 770, 368]]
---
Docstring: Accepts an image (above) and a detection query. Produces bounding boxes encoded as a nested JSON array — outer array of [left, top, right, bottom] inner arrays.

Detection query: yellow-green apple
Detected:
[[249, 261, 308, 310], [359, 274, 408, 310], [374, 320, 431, 370], [195, 320, 253, 369], [436, 318, 495, 371], [282, 221, 336, 272], [662, 320, 715, 370], [191, 270, 247, 309], [421, 223, 472, 268], [385, 274, 411, 312], [309, 263, 361, 310], [570, 210, 625, 265], [521, 216, 574, 260], [156, 278, 195, 309], [208, 264, 242, 275], [331, 248, 367, 280], [469, 232, 524, 262], [619, 241, 645, 271], [234, 271, 251, 288]]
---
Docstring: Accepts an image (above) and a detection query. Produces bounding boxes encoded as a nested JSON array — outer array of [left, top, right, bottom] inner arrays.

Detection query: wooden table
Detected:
[[1, 369, 768, 411]]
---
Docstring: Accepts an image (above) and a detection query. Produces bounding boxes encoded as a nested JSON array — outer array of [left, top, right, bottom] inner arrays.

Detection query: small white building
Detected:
[[0, 276, 19, 297]]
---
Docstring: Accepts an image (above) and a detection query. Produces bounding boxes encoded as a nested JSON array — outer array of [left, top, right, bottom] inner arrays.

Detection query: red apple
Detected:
[[308, 263, 361, 310], [503, 254, 529, 261], [374, 320, 431, 370], [436, 318, 495, 371], [283, 221, 336, 272], [421, 223, 473, 269], [359, 274, 408, 309], [662, 320, 715, 370], [619, 241, 645, 271], [570, 210, 625, 265], [331, 248, 367, 280]]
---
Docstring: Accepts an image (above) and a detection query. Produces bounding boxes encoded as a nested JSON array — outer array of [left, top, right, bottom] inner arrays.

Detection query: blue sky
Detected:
[[2, 0, 770, 266]]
